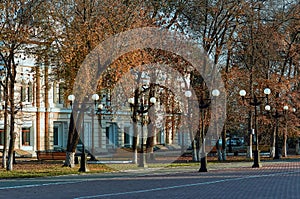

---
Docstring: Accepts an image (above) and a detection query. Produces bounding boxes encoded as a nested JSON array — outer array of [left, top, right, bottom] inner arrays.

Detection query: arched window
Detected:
[[20, 80, 26, 102], [28, 81, 33, 102], [20, 74, 33, 103], [53, 81, 64, 105]]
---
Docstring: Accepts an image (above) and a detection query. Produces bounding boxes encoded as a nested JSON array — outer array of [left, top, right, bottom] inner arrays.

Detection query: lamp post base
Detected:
[[138, 163, 148, 168], [252, 150, 261, 168], [199, 156, 208, 172], [78, 153, 89, 172], [274, 147, 280, 159], [273, 155, 280, 160]]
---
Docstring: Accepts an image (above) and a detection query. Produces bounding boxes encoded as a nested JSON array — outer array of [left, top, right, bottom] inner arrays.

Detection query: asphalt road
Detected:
[[1, 160, 300, 199]]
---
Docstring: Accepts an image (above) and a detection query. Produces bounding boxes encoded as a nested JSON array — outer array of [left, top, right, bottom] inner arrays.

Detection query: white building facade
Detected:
[[0, 60, 183, 157]]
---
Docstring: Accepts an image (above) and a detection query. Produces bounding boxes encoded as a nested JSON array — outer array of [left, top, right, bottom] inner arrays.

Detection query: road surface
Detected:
[[0, 160, 299, 199]]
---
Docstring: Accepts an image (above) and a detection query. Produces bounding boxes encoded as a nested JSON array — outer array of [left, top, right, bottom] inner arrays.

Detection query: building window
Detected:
[[22, 127, 31, 146], [54, 126, 59, 146], [58, 84, 64, 104], [21, 81, 33, 103], [53, 82, 65, 104], [53, 82, 57, 103], [0, 129, 4, 145], [124, 127, 130, 147], [21, 84, 26, 102], [106, 127, 110, 145], [28, 82, 33, 102]]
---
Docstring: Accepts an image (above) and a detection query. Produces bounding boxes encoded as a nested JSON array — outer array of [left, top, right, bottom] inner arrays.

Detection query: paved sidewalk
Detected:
[[114, 157, 300, 176]]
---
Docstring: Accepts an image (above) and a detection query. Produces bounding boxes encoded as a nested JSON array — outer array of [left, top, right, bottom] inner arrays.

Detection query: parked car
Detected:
[[226, 139, 238, 146]]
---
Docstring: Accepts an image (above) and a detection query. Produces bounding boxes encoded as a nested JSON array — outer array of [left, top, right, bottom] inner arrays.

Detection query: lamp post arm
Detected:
[[242, 94, 269, 107], [199, 102, 210, 109], [273, 111, 282, 119]]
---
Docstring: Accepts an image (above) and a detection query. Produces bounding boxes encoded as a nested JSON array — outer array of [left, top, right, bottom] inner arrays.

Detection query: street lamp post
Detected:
[[90, 94, 100, 160], [79, 111, 89, 172], [239, 88, 271, 168], [185, 89, 220, 172], [274, 109, 281, 159], [68, 93, 100, 172], [128, 93, 156, 168], [96, 103, 104, 149], [265, 105, 289, 159]]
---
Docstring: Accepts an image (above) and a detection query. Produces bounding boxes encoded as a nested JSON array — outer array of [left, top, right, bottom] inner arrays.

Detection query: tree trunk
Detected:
[[131, 89, 140, 164], [247, 110, 253, 159], [146, 89, 155, 161], [270, 126, 276, 158], [188, 126, 198, 162], [7, 111, 15, 171], [2, 116, 8, 168], [44, 59, 50, 150], [132, 122, 138, 164], [146, 136, 155, 161], [2, 85, 8, 168], [146, 122, 155, 161], [7, 153, 14, 171], [221, 124, 227, 161], [36, 66, 41, 151], [191, 139, 198, 162], [282, 124, 288, 157], [64, 110, 81, 167], [216, 137, 222, 161], [7, 63, 16, 171], [65, 151, 75, 168], [2, 149, 7, 169]]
